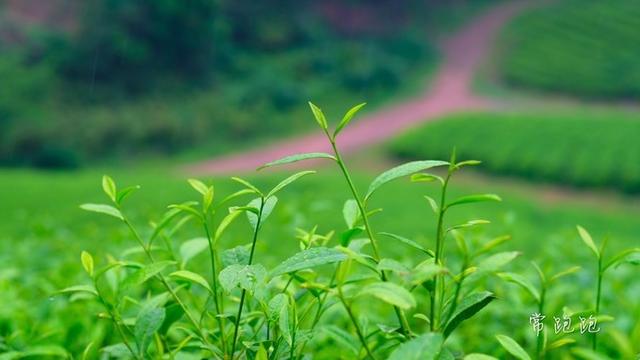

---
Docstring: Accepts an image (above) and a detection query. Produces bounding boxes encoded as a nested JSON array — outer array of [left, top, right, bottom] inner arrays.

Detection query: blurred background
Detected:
[[1, 0, 639, 357]]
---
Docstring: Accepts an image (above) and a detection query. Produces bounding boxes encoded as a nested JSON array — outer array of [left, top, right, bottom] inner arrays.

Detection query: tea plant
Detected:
[[256, 102, 519, 358], [59, 102, 640, 359]]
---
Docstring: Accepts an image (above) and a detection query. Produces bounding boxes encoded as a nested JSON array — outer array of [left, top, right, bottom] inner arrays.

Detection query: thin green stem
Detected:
[[536, 287, 546, 360], [295, 271, 337, 359], [122, 218, 214, 352], [231, 198, 265, 358], [203, 221, 227, 355], [93, 278, 141, 360], [289, 301, 298, 360], [593, 257, 603, 351], [444, 257, 467, 327], [329, 138, 411, 337], [337, 288, 376, 360], [431, 172, 451, 331]]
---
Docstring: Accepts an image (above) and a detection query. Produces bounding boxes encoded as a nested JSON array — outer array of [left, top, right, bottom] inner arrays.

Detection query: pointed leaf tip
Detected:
[[334, 102, 366, 137], [308, 102, 328, 130]]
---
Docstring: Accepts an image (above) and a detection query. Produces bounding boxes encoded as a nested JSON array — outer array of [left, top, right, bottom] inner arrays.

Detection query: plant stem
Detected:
[[431, 172, 452, 331], [203, 221, 227, 355], [328, 138, 411, 337], [337, 287, 376, 360], [536, 287, 546, 360], [593, 257, 603, 350], [444, 257, 467, 328], [122, 218, 214, 352], [231, 198, 265, 358]]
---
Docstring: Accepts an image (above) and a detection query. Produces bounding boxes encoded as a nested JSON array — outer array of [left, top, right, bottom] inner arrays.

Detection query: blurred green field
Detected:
[[1, 164, 639, 356], [390, 110, 640, 192], [499, 0, 640, 98]]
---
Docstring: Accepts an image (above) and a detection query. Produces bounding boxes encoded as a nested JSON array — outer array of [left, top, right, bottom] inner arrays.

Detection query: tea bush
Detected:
[[390, 111, 640, 193], [38, 104, 639, 359], [499, 0, 640, 98]]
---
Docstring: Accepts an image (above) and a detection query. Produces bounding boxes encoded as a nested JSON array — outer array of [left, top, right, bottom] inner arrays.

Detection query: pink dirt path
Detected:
[[187, 1, 531, 175]]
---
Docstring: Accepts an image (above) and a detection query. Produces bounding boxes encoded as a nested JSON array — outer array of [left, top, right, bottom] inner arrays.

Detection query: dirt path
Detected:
[[188, 1, 532, 175]]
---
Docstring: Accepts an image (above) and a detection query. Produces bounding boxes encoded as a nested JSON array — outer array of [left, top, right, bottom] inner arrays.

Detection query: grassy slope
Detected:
[[499, 0, 640, 98], [390, 110, 640, 192]]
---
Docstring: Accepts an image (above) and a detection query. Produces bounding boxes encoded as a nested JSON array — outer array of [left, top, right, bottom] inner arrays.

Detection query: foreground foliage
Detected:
[[29, 104, 637, 359]]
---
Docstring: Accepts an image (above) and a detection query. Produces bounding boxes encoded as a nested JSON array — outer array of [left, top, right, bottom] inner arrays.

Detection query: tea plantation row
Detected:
[[390, 111, 640, 192], [500, 0, 640, 98]]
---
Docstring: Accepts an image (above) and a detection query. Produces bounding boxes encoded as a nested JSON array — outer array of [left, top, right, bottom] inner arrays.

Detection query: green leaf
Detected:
[[577, 225, 599, 258], [267, 171, 315, 198], [455, 160, 482, 168], [343, 199, 359, 229], [340, 227, 363, 246], [411, 173, 444, 185], [279, 298, 292, 345], [322, 325, 359, 355], [379, 232, 434, 257], [169, 270, 212, 293], [56, 285, 98, 297], [424, 195, 439, 214], [365, 160, 448, 201], [477, 252, 521, 272], [447, 219, 490, 232], [247, 196, 277, 231], [268, 293, 288, 322], [464, 354, 499, 360], [256, 345, 268, 360], [271, 247, 347, 276], [218, 188, 254, 207], [497, 272, 540, 303], [219, 264, 267, 293], [334, 102, 366, 137], [358, 282, 416, 310], [203, 186, 214, 210], [410, 262, 446, 286], [124, 261, 176, 288], [550, 266, 581, 282], [443, 292, 496, 338], [548, 338, 576, 350], [215, 210, 243, 241], [102, 175, 116, 203], [231, 177, 262, 196], [570, 347, 610, 360], [100, 344, 133, 358], [388, 333, 443, 360], [167, 204, 202, 220], [495, 335, 531, 360], [187, 178, 208, 195], [18, 346, 68, 359], [134, 307, 166, 356], [116, 185, 140, 205], [258, 152, 336, 170], [149, 208, 182, 241], [179, 238, 209, 266], [221, 245, 250, 267], [604, 248, 640, 271], [446, 194, 501, 209], [377, 258, 410, 274], [81, 251, 94, 277], [308, 101, 328, 129], [255, 344, 269, 360], [80, 203, 123, 220], [478, 235, 511, 254]]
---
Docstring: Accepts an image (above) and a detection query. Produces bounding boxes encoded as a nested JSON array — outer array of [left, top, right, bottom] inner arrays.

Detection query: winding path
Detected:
[[188, 1, 532, 174]]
